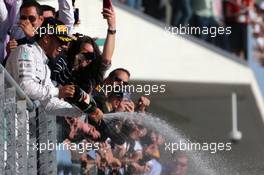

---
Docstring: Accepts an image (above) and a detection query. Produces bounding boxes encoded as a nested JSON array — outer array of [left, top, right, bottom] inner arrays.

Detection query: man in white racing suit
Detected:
[[5, 18, 101, 118]]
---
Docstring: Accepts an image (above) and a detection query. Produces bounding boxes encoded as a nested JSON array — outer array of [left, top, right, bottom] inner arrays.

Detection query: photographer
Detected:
[[108, 90, 135, 113], [94, 68, 150, 113]]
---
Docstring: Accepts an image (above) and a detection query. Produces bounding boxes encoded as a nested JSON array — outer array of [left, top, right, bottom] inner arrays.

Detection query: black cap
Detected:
[[38, 17, 72, 43]]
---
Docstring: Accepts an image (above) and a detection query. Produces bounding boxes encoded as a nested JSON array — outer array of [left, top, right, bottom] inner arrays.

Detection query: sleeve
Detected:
[[8, 0, 24, 40], [51, 58, 65, 84], [7, 46, 59, 101], [0, 0, 8, 22], [98, 60, 111, 82], [95, 57, 111, 79], [58, 0, 75, 35], [51, 57, 71, 85], [44, 97, 83, 117]]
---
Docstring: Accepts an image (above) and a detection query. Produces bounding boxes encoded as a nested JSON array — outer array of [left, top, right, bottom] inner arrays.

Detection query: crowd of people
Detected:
[[5, 0, 264, 175], [0, 0, 188, 174], [119, 0, 264, 62]]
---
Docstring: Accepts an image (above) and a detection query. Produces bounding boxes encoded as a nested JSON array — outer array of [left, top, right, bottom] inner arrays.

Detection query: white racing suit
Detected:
[[5, 42, 82, 117]]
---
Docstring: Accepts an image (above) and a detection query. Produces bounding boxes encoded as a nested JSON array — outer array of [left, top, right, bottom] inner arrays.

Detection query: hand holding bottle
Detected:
[[59, 85, 75, 99], [89, 108, 104, 124]]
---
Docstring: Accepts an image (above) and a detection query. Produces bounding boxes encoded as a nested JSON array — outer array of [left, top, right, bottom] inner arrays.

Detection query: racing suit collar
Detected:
[[34, 42, 49, 64]]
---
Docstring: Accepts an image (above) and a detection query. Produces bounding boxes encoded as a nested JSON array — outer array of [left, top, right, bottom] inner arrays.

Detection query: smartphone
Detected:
[[122, 92, 131, 101], [103, 0, 111, 9]]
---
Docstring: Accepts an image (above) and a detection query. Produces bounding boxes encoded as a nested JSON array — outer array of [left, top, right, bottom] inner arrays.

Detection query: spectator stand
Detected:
[[248, 24, 264, 103]]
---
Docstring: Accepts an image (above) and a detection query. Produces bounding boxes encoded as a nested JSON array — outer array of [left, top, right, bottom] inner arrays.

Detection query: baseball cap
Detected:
[[37, 17, 72, 44]]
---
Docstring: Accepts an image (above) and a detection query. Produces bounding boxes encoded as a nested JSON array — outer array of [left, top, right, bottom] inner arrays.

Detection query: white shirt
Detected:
[[5, 42, 82, 116]]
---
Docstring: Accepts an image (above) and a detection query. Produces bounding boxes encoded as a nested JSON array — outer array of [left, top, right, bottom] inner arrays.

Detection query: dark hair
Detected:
[[67, 34, 103, 91], [67, 34, 101, 66], [41, 5, 56, 17], [108, 68, 131, 80], [121, 119, 137, 138], [20, 1, 43, 16]]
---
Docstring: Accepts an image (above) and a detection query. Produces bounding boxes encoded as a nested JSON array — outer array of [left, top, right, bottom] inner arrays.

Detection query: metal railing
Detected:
[[0, 64, 57, 175]]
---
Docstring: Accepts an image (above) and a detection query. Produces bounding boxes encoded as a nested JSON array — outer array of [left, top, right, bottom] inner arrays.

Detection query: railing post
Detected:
[[28, 110, 38, 175], [4, 87, 16, 174], [46, 114, 57, 175], [16, 100, 28, 175], [37, 112, 57, 175], [0, 70, 5, 174]]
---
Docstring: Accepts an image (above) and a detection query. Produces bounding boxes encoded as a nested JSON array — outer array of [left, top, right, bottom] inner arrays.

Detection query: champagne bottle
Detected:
[[66, 86, 97, 113]]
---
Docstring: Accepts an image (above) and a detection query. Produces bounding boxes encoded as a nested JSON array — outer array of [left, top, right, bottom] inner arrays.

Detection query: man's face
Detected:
[[20, 6, 43, 29], [44, 36, 63, 58], [112, 71, 129, 85]]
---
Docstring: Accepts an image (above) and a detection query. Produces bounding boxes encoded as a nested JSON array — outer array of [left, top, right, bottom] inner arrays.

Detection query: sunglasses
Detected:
[[72, 53, 95, 71], [81, 52, 96, 61], [114, 77, 128, 85], [20, 15, 37, 23]]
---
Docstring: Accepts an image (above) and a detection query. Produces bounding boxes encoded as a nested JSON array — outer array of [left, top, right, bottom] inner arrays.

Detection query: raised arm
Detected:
[[102, 1, 116, 65]]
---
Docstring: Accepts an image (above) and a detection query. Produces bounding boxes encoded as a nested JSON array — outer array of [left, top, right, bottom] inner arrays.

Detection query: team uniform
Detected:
[[5, 42, 82, 116]]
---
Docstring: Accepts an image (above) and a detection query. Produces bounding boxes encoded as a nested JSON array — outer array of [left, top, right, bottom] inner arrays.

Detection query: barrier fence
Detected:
[[0, 65, 57, 175]]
